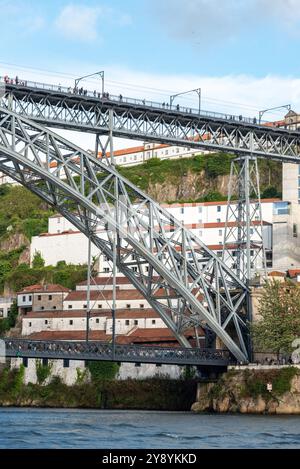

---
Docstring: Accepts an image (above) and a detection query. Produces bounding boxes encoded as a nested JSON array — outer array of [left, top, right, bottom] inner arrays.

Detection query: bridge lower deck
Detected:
[[2, 339, 232, 367]]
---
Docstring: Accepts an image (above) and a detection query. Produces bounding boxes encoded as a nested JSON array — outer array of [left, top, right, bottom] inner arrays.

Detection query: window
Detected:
[[69, 320, 73, 325], [123, 157, 126, 163], [104, 268, 110, 273], [63, 359, 69, 368], [165, 150, 169, 156], [132, 267, 138, 272], [41, 306, 44, 311], [134, 320, 138, 325], [180, 207, 184, 214], [28, 295, 32, 301], [42, 358, 48, 366], [98, 304, 102, 309], [140, 304, 144, 309], [45, 320, 48, 325], [154, 151, 158, 157], [125, 320, 130, 326], [147, 151, 151, 158], [274, 201, 290, 215], [38, 295, 41, 301], [134, 155, 137, 160], [152, 320, 156, 325], [83, 304, 87, 309], [198, 219, 203, 224], [57, 217, 61, 224], [23, 357, 28, 368], [53, 306, 56, 310], [176, 147, 180, 153], [198, 206, 202, 213], [219, 230, 223, 236], [48, 295, 52, 300], [293, 224, 298, 238], [22, 296, 26, 302], [217, 218, 221, 223], [68, 305, 73, 309], [217, 206, 221, 212], [29, 322, 32, 327], [96, 318, 100, 324], [145, 266, 149, 272], [126, 304, 131, 309], [250, 228, 254, 235], [199, 230, 203, 237], [217, 251, 222, 257]]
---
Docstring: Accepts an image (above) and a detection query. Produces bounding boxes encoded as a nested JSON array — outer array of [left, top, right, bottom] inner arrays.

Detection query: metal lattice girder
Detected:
[[0, 108, 249, 362], [1, 83, 300, 162], [4, 339, 231, 367], [223, 155, 267, 283]]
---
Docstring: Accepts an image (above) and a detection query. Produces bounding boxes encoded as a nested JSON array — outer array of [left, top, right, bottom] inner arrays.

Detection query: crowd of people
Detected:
[[1, 75, 262, 124]]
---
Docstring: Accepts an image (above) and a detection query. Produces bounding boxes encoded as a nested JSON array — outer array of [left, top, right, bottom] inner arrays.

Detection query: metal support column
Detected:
[[86, 232, 92, 342], [223, 154, 267, 284]]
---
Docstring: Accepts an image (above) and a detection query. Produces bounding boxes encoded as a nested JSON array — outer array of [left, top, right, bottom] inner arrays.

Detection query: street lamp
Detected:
[[75, 71, 105, 95], [170, 88, 202, 114], [258, 104, 291, 124]]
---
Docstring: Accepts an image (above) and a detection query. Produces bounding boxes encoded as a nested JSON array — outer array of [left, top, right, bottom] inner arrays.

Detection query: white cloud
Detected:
[[54, 3, 132, 43], [55, 4, 102, 42], [151, 0, 300, 43], [0, 0, 45, 35]]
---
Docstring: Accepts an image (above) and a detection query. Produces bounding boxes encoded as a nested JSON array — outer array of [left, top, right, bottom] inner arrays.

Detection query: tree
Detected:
[[32, 251, 45, 268], [251, 280, 300, 357]]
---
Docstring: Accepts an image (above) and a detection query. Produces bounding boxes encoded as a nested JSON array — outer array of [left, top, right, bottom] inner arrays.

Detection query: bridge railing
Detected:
[[0, 75, 264, 127], [3, 338, 232, 365]]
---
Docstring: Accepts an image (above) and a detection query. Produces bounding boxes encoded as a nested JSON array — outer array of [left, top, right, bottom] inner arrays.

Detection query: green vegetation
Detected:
[[0, 367, 197, 410], [117, 153, 234, 192], [0, 300, 18, 335], [2, 261, 87, 294], [88, 361, 120, 382], [36, 360, 53, 385], [240, 367, 299, 400], [0, 185, 53, 241], [251, 281, 300, 356]]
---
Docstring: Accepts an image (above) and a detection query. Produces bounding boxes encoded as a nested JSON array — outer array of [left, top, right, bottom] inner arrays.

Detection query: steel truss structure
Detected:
[[223, 155, 266, 283], [1, 82, 300, 162], [4, 339, 231, 367], [0, 108, 249, 362]]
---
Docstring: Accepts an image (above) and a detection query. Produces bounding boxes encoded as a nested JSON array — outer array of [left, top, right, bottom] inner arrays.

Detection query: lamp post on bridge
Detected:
[[258, 104, 291, 125], [74, 71, 105, 95], [170, 88, 202, 114]]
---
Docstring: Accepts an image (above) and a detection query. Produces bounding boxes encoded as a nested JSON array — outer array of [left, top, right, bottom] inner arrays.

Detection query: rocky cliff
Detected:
[[192, 367, 300, 414]]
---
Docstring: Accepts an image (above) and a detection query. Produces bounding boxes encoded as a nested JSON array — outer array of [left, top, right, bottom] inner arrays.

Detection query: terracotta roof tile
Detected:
[[18, 284, 70, 294]]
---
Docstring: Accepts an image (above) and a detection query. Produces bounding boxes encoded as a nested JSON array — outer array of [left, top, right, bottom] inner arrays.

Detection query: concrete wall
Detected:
[[10, 358, 183, 384]]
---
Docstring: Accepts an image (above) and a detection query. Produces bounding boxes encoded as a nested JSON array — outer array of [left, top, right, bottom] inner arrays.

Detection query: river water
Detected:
[[0, 408, 300, 448]]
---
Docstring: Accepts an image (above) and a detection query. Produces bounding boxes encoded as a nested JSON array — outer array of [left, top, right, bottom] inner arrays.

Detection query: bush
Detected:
[[36, 360, 53, 385], [88, 361, 120, 383]]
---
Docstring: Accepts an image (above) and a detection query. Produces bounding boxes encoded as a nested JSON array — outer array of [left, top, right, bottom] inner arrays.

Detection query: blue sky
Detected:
[[1, 0, 300, 148], [0, 0, 299, 77]]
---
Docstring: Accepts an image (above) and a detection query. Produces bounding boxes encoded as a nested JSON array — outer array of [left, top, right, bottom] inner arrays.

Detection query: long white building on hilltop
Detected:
[[30, 198, 282, 274]]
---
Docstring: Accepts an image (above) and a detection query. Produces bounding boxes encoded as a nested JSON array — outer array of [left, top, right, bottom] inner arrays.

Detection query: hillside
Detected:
[[118, 153, 282, 203], [0, 152, 282, 294]]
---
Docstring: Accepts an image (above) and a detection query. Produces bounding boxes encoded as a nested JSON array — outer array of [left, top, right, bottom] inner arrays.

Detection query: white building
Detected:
[[31, 199, 277, 273], [0, 297, 14, 318]]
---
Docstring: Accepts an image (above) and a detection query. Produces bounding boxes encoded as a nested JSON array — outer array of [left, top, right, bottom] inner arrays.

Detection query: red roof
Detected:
[[288, 270, 300, 278], [18, 284, 70, 294], [65, 290, 145, 301], [268, 271, 286, 277], [23, 308, 160, 319], [116, 327, 200, 345], [25, 331, 111, 341]]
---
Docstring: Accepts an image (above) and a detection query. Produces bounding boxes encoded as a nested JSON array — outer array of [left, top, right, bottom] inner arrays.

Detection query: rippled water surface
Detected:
[[0, 409, 300, 448]]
